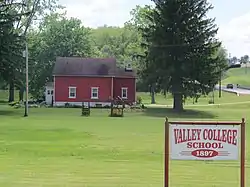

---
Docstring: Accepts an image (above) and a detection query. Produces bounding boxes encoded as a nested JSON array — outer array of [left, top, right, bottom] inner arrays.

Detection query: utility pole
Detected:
[[23, 40, 29, 117], [21, 0, 39, 117]]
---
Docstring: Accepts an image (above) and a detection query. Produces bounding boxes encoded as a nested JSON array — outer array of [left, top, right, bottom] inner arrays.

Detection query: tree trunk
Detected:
[[19, 88, 24, 102], [151, 84, 156, 104], [173, 92, 183, 112], [172, 76, 184, 111], [163, 89, 167, 98], [8, 80, 15, 102], [195, 96, 198, 103]]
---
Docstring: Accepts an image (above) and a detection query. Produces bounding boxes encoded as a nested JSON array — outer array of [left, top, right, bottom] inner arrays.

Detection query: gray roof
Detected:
[[53, 57, 136, 78]]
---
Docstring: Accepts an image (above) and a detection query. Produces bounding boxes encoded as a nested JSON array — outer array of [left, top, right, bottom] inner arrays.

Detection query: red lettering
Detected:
[[187, 142, 192, 148], [227, 130, 232, 144], [207, 130, 213, 140], [173, 128, 202, 144], [205, 142, 211, 148], [201, 128, 238, 146], [186, 142, 224, 149], [232, 130, 237, 145], [203, 129, 208, 140], [213, 129, 218, 141], [191, 129, 196, 140], [182, 129, 187, 143], [196, 129, 201, 140], [199, 142, 205, 148], [212, 143, 217, 148], [187, 129, 191, 141], [221, 130, 227, 142], [174, 129, 179, 144]]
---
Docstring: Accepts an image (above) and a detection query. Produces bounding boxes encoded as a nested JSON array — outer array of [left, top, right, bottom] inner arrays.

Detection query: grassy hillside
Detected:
[[222, 67, 250, 86]]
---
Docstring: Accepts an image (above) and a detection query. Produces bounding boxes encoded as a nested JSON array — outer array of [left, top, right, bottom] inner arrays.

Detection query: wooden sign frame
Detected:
[[164, 118, 246, 187]]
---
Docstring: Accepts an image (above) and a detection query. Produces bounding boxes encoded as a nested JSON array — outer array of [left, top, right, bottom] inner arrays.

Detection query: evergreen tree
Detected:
[[140, 0, 227, 111]]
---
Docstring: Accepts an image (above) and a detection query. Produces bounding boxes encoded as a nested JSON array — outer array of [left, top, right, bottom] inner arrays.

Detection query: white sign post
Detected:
[[170, 125, 240, 160]]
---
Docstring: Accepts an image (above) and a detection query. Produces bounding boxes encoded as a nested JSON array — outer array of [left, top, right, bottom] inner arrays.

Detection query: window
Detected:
[[91, 87, 99, 99], [51, 90, 54, 95], [121, 87, 128, 99], [69, 87, 76, 98], [47, 90, 50, 95]]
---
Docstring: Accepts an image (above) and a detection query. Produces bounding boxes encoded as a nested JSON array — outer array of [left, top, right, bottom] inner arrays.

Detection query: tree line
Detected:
[[1, 0, 232, 111]]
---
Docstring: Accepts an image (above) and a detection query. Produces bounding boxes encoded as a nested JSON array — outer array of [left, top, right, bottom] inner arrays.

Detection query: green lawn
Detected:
[[139, 90, 250, 106], [222, 67, 250, 87], [0, 96, 249, 187]]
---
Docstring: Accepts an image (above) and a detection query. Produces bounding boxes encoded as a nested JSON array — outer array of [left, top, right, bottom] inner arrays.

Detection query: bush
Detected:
[[72, 105, 81, 108], [136, 96, 142, 104], [208, 100, 214, 104], [103, 105, 111, 108], [9, 101, 19, 106], [29, 104, 39, 108], [64, 102, 70, 108], [95, 103, 103, 108], [13, 104, 22, 109], [141, 104, 147, 109]]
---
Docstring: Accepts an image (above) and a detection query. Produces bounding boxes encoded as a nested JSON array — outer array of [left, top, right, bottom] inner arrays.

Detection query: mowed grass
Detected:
[[139, 90, 250, 106], [0, 94, 250, 187]]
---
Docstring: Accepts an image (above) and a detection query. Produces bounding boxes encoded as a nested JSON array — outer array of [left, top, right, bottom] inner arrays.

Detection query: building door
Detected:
[[45, 89, 54, 105]]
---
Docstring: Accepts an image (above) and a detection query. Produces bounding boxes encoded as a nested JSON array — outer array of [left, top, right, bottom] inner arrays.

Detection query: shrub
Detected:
[[64, 102, 70, 108], [208, 100, 214, 104], [141, 104, 147, 109], [72, 105, 81, 108], [29, 104, 39, 108], [136, 96, 142, 104], [13, 104, 22, 109], [103, 105, 111, 108], [9, 101, 19, 106], [95, 103, 103, 108]]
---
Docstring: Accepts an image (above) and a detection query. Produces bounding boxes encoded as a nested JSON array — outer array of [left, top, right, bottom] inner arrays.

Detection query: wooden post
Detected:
[[51, 96, 54, 107], [81, 102, 84, 116], [164, 117, 169, 187], [240, 118, 245, 187]]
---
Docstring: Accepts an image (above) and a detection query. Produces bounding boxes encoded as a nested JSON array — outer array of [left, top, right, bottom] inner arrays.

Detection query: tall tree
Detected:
[[90, 25, 143, 68], [0, 0, 60, 102], [140, 0, 227, 111], [125, 5, 154, 29], [28, 13, 93, 98], [125, 5, 158, 97], [0, 0, 30, 102]]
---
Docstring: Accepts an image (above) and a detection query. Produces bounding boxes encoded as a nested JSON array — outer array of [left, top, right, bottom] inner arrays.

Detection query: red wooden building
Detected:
[[48, 57, 136, 107]]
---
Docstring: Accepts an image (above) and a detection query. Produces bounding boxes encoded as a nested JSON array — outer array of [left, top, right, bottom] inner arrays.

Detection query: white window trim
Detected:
[[91, 87, 99, 99], [121, 87, 128, 99], [68, 87, 76, 98]]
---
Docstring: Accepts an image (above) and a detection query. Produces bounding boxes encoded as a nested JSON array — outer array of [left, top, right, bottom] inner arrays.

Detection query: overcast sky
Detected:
[[58, 0, 250, 57]]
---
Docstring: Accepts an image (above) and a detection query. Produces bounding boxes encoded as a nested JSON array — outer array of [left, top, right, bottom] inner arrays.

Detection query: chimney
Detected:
[[125, 63, 132, 71]]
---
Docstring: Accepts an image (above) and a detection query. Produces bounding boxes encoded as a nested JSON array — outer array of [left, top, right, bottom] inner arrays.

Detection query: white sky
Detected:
[[58, 0, 250, 58]]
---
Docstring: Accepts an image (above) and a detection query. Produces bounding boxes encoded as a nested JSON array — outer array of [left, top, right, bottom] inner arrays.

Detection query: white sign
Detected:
[[169, 125, 240, 160]]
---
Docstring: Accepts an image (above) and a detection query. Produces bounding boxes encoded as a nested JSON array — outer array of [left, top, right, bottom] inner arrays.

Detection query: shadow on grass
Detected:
[[0, 110, 19, 116], [143, 107, 216, 119], [0, 100, 8, 105]]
